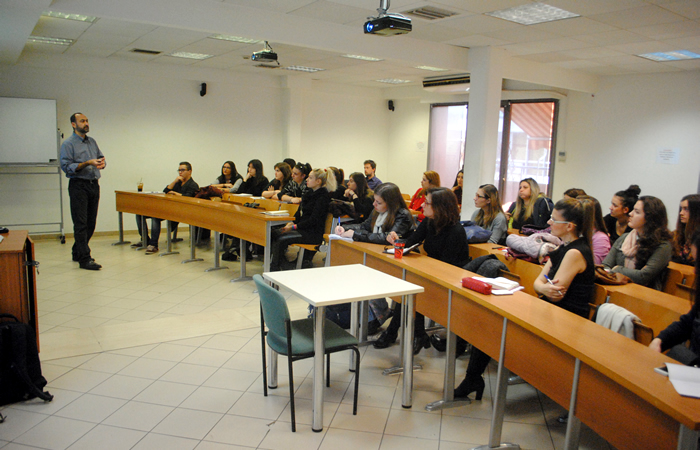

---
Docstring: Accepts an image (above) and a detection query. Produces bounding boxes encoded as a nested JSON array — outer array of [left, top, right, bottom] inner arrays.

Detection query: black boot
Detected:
[[454, 375, 485, 400], [413, 334, 430, 355], [373, 330, 397, 349]]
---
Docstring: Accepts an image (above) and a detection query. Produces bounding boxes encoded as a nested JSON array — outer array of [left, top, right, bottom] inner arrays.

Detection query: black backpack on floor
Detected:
[[0, 314, 53, 408]]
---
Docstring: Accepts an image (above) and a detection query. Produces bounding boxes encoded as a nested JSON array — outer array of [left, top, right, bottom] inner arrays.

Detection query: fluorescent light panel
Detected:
[[43, 11, 97, 23], [169, 52, 212, 60], [486, 2, 579, 25], [284, 65, 325, 73], [342, 54, 383, 62], [637, 50, 700, 62], [415, 65, 448, 72], [209, 34, 261, 44], [376, 78, 411, 84], [27, 36, 73, 46]]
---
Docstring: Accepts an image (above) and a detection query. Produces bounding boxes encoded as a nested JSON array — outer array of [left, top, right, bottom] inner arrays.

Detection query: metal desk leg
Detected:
[[383, 270, 422, 376], [268, 348, 278, 389], [564, 358, 582, 450], [112, 211, 131, 246], [312, 305, 326, 432], [401, 293, 416, 408], [182, 225, 204, 264], [426, 290, 471, 411], [264, 224, 273, 273], [205, 231, 228, 272], [232, 238, 252, 282], [159, 220, 179, 256], [474, 317, 520, 450], [678, 425, 699, 450]]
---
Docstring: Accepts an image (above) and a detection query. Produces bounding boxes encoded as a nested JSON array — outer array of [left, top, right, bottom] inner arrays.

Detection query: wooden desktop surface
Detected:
[[331, 239, 700, 450]]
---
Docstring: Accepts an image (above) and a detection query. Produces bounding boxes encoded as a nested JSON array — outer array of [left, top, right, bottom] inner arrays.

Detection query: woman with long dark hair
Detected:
[[378, 188, 469, 355], [602, 196, 673, 290], [650, 232, 700, 365], [452, 170, 463, 208], [239, 159, 269, 197], [506, 177, 553, 230], [278, 162, 312, 204], [342, 172, 374, 222], [472, 184, 507, 245], [576, 195, 610, 264], [603, 185, 640, 245], [262, 162, 292, 199], [672, 194, 700, 265], [211, 161, 243, 192]]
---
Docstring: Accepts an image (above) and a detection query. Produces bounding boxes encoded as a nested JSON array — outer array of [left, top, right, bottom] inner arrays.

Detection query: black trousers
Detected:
[[384, 304, 427, 338], [68, 178, 100, 264], [270, 228, 319, 270]]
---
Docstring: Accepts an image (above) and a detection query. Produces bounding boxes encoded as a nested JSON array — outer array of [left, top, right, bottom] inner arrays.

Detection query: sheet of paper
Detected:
[[666, 363, 700, 398]]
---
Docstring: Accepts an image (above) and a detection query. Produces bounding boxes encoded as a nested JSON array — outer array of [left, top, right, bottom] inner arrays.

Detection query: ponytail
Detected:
[[310, 167, 337, 193], [554, 198, 595, 249]]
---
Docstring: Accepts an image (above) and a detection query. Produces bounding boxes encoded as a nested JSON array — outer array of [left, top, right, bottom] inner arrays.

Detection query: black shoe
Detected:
[[413, 334, 431, 355], [79, 260, 102, 270], [430, 333, 447, 352], [367, 319, 381, 336], [373, 331, 397, 349], [171, 238, 183, 243], [454, 376, 485, 400]]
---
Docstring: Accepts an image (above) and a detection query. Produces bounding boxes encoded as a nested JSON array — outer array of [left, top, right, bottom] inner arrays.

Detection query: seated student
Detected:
[[506, 177, 553, 231], [650, 232, 700, 366], [472, 184, 508, 245], [602, 196, 673, 290], [672, 194, 700, 265], [239, 159, 269, 197], [270, 168, 335, 271], [283, 158, 296, 170], [604, 185, 640, 245], [455, 198, 596, 400], [328, 166, 347, 200], [364, 159, 382, 191], [210, 161, 243, 193], [134, 161, 199, 254], [335, 182, 413, 244], [577, 195, 611, 264], [378, 188, 470, 355], [563, 188, 586, 199], [278, 162, 311, 204], [262, 162, 292, 199], [452, 170, 463, 209], [409, 171, 441, 222], [341, 172, 375, 223]]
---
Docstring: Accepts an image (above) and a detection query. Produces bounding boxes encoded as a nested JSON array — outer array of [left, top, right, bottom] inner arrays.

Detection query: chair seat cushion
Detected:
[[267, 318, 358, 356]]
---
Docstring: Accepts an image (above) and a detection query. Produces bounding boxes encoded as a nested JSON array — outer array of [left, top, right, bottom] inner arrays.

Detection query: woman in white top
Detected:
[[471, 184, 508, 245]]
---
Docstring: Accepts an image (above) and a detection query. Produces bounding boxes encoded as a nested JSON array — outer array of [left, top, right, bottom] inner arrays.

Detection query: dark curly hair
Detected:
[[635, 196, 672, 269]]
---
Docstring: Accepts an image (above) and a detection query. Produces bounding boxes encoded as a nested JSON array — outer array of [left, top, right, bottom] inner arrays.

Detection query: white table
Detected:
[[263, 264, 424, 432]]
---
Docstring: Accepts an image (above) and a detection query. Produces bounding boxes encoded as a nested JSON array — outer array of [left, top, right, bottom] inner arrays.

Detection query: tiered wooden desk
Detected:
[[115, 191, 292, 272], [331, 239, 700, 450]]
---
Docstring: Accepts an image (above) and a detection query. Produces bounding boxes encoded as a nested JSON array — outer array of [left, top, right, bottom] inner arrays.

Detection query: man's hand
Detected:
[[94, 157, 106, 169]]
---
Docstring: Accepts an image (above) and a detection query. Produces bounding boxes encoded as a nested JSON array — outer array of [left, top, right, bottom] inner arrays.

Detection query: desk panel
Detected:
[[330, 240, 364, 266], [450, 292, 503, 360], [406, 271, 449, 326], [365, 252, 405, 304]]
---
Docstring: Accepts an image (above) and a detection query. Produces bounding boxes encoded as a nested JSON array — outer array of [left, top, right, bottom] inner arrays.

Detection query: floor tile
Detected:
[[194, 442, 252, 450], [13, 416, 95, 450], [178, 387, 243, 414], [378, 435, 439, 450], [152, 408, 224, 440], [118, 358, 177, 379], [48, 369, 112, 393], [54, 393, 126, 423], [88, 374, 154, 400], [133, 380, 198, 407], [77, 353, 137, 374], [142, 343, 197, 362], [181, 348, 234, 368], [130, 433, 199, 450], [160, 363, 218, 386], [102, 401, 173, 431], [383, 408, 442, 440], [7, 388, 82, 416], [0, 409, 48, 441], [203, 368, 260, 392], [204, 415, 272, 448], [227, 392, 289, 420], [318, 428, 382, 450], [65, 424, 145, 450], [330, 403, 390, 434], [258, 420, 327, 450]]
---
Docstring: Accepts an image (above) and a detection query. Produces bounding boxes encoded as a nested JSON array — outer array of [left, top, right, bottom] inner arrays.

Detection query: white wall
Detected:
[[554, 71, 700, 227]]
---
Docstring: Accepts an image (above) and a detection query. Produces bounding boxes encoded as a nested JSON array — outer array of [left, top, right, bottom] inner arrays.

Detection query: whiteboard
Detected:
[[0, 97, 58, 164]]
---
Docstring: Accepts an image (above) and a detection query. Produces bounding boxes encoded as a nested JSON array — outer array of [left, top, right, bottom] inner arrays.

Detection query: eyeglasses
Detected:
[[475, 194, 487, 199], [178, 168, 187, 172], [548, 218, 570, 224]]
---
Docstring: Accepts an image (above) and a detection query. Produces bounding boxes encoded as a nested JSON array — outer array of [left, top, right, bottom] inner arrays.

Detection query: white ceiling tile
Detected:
[[482, 26, 560, 43], [174, 39, 249, 56], [23, 41, 71, 55], [84, 18, 158, 37], [438, 13, 521, 34], [545, 0, 646, 16], [406, 21, 476, 43], [561, 47, 627, 59], [32, 16, 92, 40], [665, 58, 700, 69], [222, 0, 318, 14], [550, 59, 605, 69], [592, 54, 650, 65], [575, 30, 650, 46], [445, 34, 512, 48], [658, 0, 700, 19], [518, 52, 578, 63], [289, 0, 374, 25], [612, 60, 683, 73], [437, 0, 531, 15], [663, 34, 700, 51], [629, 20, 700, 40], [589, 4, 686, 28], [529, 17, 618, 37], [605, 40, 679, 54]]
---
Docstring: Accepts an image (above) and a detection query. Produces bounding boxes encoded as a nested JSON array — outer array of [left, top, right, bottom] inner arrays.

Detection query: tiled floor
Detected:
[[0, 233, 614, 449]]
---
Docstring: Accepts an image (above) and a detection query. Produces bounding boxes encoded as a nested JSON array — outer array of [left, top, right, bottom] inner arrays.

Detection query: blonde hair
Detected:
[[512, 178, 543, 223], [310, 167, 337, 193]]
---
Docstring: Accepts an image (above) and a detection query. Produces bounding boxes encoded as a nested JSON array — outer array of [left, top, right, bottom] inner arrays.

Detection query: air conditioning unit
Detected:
[[422, 74, 470, 93]]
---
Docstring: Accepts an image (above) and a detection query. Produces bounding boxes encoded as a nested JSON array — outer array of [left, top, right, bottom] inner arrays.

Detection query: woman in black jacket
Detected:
[[341, 172, 375, 223], [334, 182, 413, 245], [270, 168, 335, 271], [506, 177, 553, 231], [239, 159, 269, 197], [380, 187, 470, 355]]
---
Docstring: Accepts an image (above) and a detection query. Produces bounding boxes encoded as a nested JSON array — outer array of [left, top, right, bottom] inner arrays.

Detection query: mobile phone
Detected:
[[654, 366, 668, 376]]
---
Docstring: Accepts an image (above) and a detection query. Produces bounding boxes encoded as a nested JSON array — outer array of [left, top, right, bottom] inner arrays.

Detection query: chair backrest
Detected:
[[608, 291, 682, 338], [592, 284, 608, 307], [253, 274, 290, 340], [633, 320, 654, 345], [257, 198, 281, 211], [674, 283, 693, 300]]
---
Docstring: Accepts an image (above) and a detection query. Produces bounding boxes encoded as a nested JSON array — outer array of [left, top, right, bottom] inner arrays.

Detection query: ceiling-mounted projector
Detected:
[[251, 41, 278, 64], [364, 0, 411, 36]]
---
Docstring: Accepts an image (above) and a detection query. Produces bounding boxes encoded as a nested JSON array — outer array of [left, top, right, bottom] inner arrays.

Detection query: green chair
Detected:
[[253, 274, 360, 432]]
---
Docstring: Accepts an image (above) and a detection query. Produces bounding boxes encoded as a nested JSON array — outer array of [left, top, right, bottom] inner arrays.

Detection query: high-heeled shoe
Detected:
[[373, 331, 397, 349], [413, 334, 431, 355], [454, 376, 485, 400]]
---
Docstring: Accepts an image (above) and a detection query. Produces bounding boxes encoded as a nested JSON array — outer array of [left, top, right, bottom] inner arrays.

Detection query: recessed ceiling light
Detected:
[[415, 65, 448, 72], [486, 2, 579, 25], [376, 78, 411, 84], [168, 52, 212, 60], [27, 36, 73, 46], [637, 50, 700, 62], [209, 34, 261, 44], [283, 65, 325, 73], [43, 11, 97, 23], [341, 54, 383, 62]]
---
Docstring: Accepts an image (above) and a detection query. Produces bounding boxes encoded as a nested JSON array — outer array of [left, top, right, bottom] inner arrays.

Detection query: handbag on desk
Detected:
[[594, 265, 630, 285]]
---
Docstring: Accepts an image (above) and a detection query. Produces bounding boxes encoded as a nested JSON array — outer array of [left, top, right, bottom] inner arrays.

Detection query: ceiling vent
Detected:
[[423, 74, 471, 93], [404, 6, 458, 20], [130, 48, 162, 55]]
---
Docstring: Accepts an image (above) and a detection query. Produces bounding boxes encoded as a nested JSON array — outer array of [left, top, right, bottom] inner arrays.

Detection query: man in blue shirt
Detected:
[[364, 159, 382, 190], [60, 113, 105, 270]]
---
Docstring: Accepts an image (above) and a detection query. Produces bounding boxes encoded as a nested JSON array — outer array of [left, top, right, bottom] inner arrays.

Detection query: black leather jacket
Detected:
[[347, 208, 414, 245]]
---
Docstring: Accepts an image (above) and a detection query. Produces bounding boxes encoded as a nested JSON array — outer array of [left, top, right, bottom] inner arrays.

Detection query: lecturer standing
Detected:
[[60, 113, 105, 270]]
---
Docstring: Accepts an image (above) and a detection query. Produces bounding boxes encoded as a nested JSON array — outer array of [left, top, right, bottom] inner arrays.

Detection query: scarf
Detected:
[[620, 229, 638, 269]]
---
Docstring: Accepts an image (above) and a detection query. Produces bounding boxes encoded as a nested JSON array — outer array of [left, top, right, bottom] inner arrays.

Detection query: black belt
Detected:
[[71, 178, 99, 184]]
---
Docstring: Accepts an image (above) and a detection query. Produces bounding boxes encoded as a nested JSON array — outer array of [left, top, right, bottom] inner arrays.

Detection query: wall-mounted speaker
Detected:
[[388, 100, 394, 111], [200, 83, 207, 97]]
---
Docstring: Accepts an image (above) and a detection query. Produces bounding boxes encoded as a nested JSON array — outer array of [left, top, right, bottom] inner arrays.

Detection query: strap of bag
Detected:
[[0, 313, 20, 322]]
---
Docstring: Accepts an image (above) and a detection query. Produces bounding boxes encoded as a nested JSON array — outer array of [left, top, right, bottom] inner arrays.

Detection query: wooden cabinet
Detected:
[[0, 230, 39, 349]]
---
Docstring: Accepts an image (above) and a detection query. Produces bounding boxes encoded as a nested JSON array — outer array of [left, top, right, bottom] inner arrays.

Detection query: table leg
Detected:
[[474, 317, 520, 450], [401, 293, 416, 408], [182, 225, 204, 264], [312, 305, 326, 432], [563, 358, 582, 450], [205, 231, 228, 272], [678, 425, 699, 450], [264, 225, 273, 273], [232, 238, 252, 282], [112, 211, 131, 246], [159, 220, 179, 256]]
